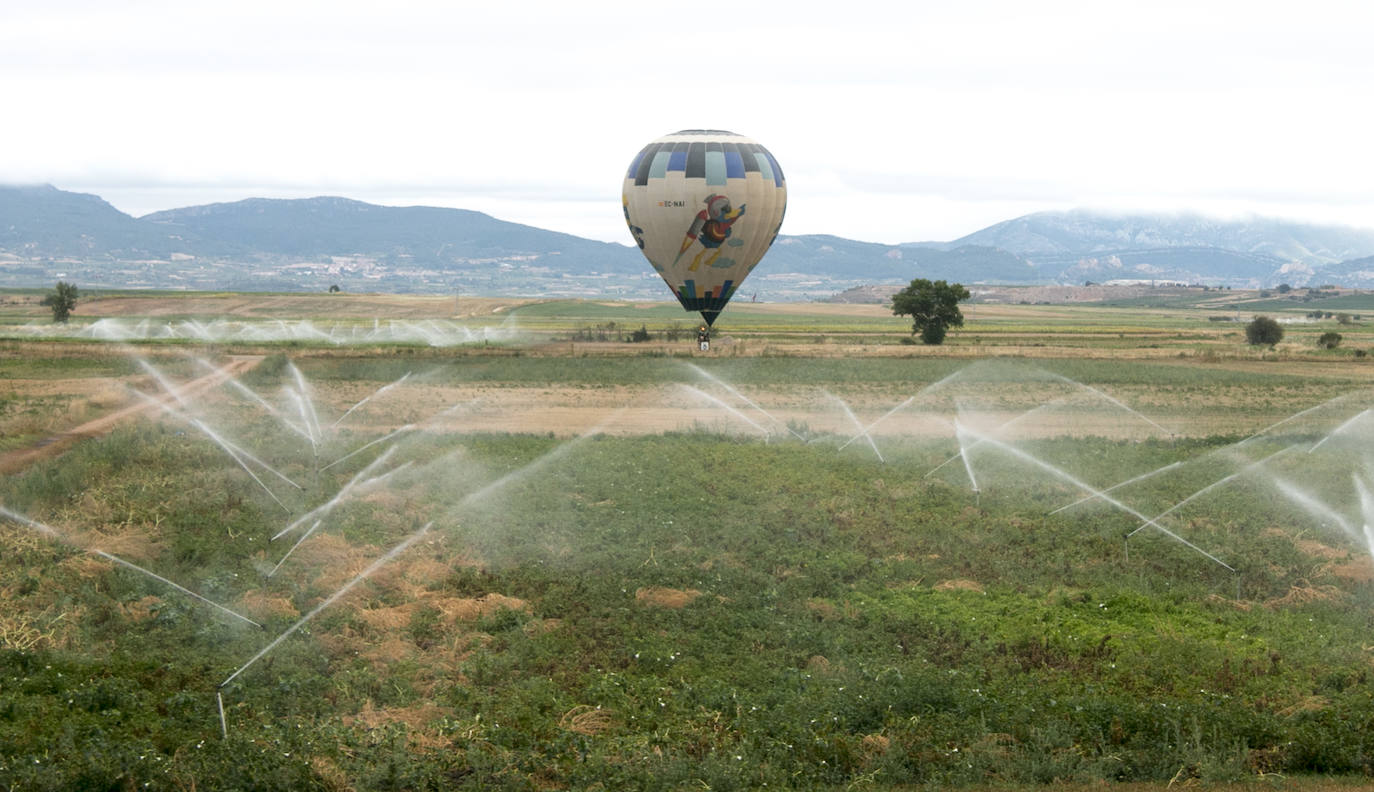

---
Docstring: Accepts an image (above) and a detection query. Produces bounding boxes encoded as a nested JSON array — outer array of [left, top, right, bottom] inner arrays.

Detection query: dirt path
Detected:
[[0, 355, 263, 475]]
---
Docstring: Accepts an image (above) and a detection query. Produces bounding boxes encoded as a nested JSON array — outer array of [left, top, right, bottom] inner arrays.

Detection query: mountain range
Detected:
[[4, 184, 1374, 297]]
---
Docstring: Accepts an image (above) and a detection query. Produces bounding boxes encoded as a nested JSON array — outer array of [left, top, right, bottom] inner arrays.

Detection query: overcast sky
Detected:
[[4, 0, 1374, 244]]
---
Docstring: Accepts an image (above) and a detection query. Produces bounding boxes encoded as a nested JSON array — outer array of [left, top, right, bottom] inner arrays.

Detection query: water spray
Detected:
[[952, 417, 980, 500], [137, 359, 193, 410], [131, 390, 296, 512], [272, 446, 401, 541], [826, 391, 884, 463], [925, 398, 1070, 480], [131, 391, 297, 514], [323, 398, 479, 472], [839, 395, 914, 452], [321, 424, 415, 472], [1051, 461, 1184, 515], [679, 384, 770, 437], [1125, 444, 1299, 540], [222, 411, 629, 700], [954, 425, 1235, 573], [192, 357, 314, 444], [220, 521, 436, 691], [682, 362, 804, 440], [0, 505, 262, 628], [1309, 409, 1371, 454], [268, 461, 414, 576], [838, 366, 968, 452], [331, 372, 413, 430], [1044, 371, 1173, 436]]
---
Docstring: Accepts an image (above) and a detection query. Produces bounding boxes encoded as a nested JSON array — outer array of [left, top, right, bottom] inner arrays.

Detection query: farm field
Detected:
[[4, 291, 1374, 790]]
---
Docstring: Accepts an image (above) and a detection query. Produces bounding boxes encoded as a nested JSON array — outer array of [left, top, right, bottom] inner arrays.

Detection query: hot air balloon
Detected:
[[622, 130, 787, 327]]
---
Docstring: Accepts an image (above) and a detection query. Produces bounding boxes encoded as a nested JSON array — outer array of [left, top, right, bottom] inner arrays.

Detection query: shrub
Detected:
[[1245, 316, 1283, 346], [1317, 332, 1342, 350]]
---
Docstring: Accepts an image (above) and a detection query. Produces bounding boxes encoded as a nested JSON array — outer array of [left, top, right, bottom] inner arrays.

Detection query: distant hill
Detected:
[[6, 185, 1374, 294], [143, 196, 641, 268], [945, 209, 1374, 287], [0, 184, 190, 258], [949, 209, 1374, 263]]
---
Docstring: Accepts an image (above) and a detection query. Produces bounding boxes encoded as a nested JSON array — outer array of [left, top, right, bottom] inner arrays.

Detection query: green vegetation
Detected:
[[4, 313, 1374, 789], [4, 418, 1374, 790]]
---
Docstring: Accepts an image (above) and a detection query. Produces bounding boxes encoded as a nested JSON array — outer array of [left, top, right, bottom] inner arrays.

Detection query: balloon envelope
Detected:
[[622, 129, 787, 326]]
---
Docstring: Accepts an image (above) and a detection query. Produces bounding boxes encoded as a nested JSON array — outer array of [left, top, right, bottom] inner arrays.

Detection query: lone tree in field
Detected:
[[891, 278, 970, 345], [41, 281, 78, 323], [1317, 331, 1342, 349], [1245, 315, 1283, 347]]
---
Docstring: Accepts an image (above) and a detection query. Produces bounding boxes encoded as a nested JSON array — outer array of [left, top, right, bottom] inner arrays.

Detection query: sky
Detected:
[[4, 0, 1374, 245]]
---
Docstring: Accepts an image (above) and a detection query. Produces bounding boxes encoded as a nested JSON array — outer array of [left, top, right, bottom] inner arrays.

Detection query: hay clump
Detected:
[[634, 586, 701, 609], [1264, 582, 1347, 609], [1295, 538, 1348, 561], [559, 705, 616, 736], [439, 593, 530, 621], [345, 700, 454, 749]]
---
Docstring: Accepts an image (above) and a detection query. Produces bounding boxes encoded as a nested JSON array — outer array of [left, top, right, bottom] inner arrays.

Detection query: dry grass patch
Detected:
[[1295, 538, 1352, 561], [934, 578, 984, 593], [1204, 593, 1252, 611], [1324, 559, 1374, 583], [806, 599, 841, 620], [236, 590, 299, 621], [440, 593, 529, 621], [860, 733, 890, 755], [635, 586, 701, 609], [559, 705, 617, 736], [70, 524, 160, 562], [1277, 696, 1330, 717], [1264, 582, 1348, 609], [0, 606, 67, 650], [294, 533, 381, 592], [346, 700, 453, 736], [310, 756, 356, 792]]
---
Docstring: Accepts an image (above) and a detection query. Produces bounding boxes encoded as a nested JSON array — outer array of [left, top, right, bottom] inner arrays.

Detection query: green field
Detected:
[[5, 295, 1374, 790]]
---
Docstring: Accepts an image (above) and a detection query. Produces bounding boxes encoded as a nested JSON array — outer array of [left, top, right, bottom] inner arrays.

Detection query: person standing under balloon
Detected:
[[697, 325, 710, 351]]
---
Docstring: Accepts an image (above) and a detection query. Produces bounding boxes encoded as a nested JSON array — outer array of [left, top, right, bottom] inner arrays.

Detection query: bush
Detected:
[[1317, 332, 1342, 350], [1245, 316, 1283, 346]]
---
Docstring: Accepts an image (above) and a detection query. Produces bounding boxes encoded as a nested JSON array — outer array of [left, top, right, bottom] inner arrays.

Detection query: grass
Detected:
[[4, 318, 1374, 789]]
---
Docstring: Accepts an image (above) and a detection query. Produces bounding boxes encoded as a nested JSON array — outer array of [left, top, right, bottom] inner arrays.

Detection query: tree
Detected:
[[328, 284, 340, 294], [891, 279, 970, 345], [1245, 315, 1283, 346], [1317, 332, 1342, 349], [41, 281, 78, 323]]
